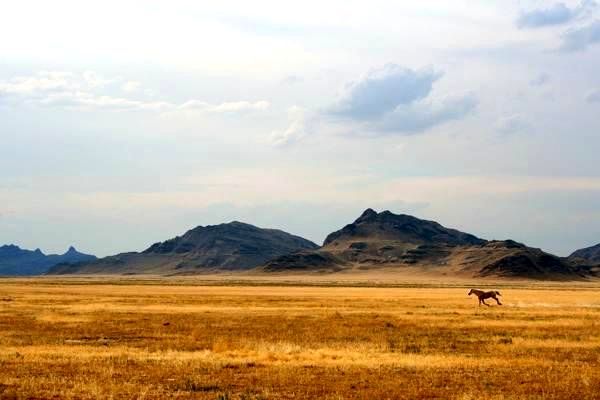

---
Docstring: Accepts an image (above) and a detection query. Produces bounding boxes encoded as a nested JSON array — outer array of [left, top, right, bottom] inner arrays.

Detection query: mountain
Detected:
[[48, 221, 318, 274], [323, 208, 485, 248], [0, 245, 96, 276], [263, 209, 585, 280], [569, 243, 600, 265]]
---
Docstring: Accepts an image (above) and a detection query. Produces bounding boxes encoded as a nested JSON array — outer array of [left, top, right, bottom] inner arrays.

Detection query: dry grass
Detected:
[[1, 278, 600, 399]]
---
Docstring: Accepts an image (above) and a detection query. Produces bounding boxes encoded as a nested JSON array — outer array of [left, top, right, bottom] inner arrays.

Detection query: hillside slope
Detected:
[[48, 221, 318, 274], [570, 243, 600, 265]]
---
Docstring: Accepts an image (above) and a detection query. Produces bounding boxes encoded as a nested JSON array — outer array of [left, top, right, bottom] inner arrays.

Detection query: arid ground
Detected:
[[1, 277, 600, 399]]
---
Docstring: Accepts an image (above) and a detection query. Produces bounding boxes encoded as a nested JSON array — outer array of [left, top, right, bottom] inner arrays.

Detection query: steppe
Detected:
[[1, 275, 599, 399]]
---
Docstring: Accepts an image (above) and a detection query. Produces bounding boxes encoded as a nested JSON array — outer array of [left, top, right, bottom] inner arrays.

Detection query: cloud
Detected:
[[495, 114, 531, 135], [267, 64, 477, 144], [329, 64, 442, 120], [0, 71, 270, 115], [559, 20, 600, 51], [270, 106, 310, 146], [324, 64, 475, 136], [586, 89, 600, 102], [281, 75, 303, 85], [179, 100, 270, 113], [376, 94, 477, 134], [530, 73, 550, 87], [516, 1, 596, 29], [0, 71, 78, 96], [82, 71, 114, 88], [122, 81, 141, 93], [40, 92, 173, 111]]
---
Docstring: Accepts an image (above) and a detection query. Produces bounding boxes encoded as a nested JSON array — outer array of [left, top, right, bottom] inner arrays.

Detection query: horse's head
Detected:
[[495, 291, 502, 296], [468, 289, 474, 296]]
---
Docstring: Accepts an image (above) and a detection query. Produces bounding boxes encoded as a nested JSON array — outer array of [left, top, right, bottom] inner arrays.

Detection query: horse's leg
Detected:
[[494, 296, 502, 305], [482, 299, 490, 306]]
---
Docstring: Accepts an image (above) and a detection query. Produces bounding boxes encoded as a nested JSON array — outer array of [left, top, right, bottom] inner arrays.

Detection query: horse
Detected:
[[468, 289, 502, 306]]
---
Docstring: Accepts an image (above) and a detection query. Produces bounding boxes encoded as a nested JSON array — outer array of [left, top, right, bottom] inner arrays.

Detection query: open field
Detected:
[[1, 278, 600, 399]]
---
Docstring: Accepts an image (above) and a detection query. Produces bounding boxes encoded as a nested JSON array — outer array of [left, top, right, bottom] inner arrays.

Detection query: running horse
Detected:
[[468, 289, 502, 306]]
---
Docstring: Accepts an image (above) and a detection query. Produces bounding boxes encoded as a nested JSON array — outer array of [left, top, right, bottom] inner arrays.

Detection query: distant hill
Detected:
[[570, 243, 600, 264], [0, 245, 96, 276], [48, 221, 318, 274], [263, 209, 586, 280], [569, 243, 600, 276]]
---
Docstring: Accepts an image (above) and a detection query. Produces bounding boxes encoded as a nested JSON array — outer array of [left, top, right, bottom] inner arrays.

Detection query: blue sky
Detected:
[[2, 0, 600, 256]]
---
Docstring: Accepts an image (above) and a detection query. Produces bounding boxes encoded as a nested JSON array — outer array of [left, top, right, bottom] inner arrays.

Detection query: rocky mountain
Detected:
[[323, 208, 485, 248], [0, 245, 96, 276], [264, 209, 585, 280], [48, 221, 318, 274], [569, 243, 600, 265]]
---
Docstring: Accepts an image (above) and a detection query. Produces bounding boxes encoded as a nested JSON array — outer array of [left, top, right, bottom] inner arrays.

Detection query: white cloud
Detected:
[[22, 91, 169, 112], [269, 64, 477, 146], [329, 64, 442, 120], [121, 81, 141, 93], [326, 64, 476, 136], [516, 1, 596, 29], [82, 71, 114, 88], [0, 71, 78, 96], [270, 106, 310, 146], [0, 71, 270, 115], [376, 94, 477, 134], [281, 75, 303, 85], [179, 100, 270, 113], [559, 19, 600, 51]]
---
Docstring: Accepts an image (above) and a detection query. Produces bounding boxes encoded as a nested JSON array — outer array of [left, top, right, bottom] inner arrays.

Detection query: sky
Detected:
[[2, 0, 600, 257]]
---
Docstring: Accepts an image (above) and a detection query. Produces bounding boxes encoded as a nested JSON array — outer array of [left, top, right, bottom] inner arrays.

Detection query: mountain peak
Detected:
[[65, 246, 77, 255], [356, 208, 378, 222], [227, 221, 254, 228], [118, 221, 320, 272], [325, 209, 485, 247]]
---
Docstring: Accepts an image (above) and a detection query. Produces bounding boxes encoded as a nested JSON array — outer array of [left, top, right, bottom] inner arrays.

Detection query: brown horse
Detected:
[[468, 289, 502, 306]]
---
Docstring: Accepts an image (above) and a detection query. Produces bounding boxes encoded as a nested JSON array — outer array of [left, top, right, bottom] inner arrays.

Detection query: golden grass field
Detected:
[[1, 277, 600, 399]]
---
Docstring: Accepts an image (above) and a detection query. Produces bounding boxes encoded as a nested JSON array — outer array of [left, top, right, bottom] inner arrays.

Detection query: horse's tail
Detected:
[[495, 291, 502, 296]]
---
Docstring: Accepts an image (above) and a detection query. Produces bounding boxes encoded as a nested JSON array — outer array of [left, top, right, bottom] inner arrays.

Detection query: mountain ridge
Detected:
[[324, 208, 485, 247], [48, 221, 318, 274], [0, 244, 96, 276], [15, 209, 600, 280]]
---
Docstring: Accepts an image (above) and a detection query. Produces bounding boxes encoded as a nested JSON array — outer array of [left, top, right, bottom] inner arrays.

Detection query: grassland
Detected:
[[1, 277, 600, 399]]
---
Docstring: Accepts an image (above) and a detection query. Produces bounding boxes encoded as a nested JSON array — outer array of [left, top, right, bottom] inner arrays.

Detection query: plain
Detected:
[[1, 277, 599, 399]]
